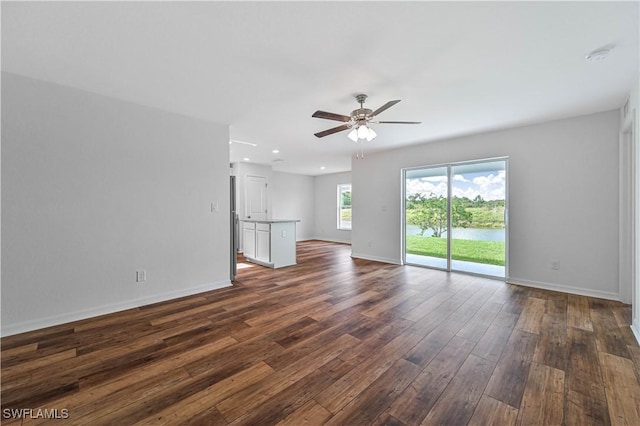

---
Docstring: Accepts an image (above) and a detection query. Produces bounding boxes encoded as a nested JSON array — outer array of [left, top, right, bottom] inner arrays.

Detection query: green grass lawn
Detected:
[[406, 235, 505, 266]]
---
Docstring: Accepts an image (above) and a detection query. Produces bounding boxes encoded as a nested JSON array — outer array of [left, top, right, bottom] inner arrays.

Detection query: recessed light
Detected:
[[272, 149, 280, 154], [320, 166, 326, 170], [243, 157, 250, 161], [585, 47, 612, 62]]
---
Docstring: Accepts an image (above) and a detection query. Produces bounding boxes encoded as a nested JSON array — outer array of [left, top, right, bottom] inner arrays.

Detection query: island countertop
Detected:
[[240, 219, 301, 223], [241, 219, 299, 269]]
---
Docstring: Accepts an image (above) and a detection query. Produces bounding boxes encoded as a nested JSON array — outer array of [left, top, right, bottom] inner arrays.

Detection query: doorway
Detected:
[[403, 158, 508, 278], [245, 175, 268, 220]]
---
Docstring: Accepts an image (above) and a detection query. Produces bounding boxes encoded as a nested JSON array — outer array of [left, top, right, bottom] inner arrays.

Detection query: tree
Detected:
[[452, 198, 473, 228], [406, 193, 447, 237], [473, 194, 485, 207], [406, 193, 473, 237], [341, 190, 351, 207]]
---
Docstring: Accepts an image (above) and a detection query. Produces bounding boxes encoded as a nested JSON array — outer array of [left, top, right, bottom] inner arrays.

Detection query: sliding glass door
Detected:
[[403, 159, 507, 278], [405, 166, 450, 270]]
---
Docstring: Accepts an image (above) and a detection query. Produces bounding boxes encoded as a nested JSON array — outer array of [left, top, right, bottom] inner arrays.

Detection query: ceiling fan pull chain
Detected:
[[356, 140, 365, 160]]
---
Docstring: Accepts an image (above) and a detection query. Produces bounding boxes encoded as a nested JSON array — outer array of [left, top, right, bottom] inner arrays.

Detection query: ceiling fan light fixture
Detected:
[[348, 128, 358, 142], [366, 127, 377, 141], [357, 125, 369, 139]]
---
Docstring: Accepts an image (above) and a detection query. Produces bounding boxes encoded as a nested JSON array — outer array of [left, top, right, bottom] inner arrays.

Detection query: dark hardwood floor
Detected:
[[2, 240, 639, 425]]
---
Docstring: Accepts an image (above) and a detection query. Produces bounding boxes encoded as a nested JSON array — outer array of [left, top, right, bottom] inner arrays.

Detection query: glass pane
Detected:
[[450, 161, 506, 277], [338, 184, 352, 230], [404, 166, 449, 269]]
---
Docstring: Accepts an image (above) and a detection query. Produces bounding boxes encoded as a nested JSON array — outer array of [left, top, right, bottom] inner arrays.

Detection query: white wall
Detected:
[[352, 110, 622, 300], [271, 171, 314, 241], [1, 73, 231, 336], [314, 171, 352, 244]]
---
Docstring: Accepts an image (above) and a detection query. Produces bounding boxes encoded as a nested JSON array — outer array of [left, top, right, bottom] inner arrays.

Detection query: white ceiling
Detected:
[[2, 1, 638, 176]]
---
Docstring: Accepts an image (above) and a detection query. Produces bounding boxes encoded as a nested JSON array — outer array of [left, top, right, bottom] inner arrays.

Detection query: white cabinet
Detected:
[[242, 222, 256, 259], [241, 220, 299, 268], [256, 223, 271, 263]]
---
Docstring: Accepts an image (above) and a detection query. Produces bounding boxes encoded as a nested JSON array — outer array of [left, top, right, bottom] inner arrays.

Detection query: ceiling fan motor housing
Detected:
[[351, 108, 373, 121], [353, 94, 371, 123]]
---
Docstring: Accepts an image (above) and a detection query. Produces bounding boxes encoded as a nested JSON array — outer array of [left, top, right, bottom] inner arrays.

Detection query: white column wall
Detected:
[[2, 73, 231, 336]]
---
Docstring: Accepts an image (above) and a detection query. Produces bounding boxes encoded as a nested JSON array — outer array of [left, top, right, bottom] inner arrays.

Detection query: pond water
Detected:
[[406, 224, 505, 242]]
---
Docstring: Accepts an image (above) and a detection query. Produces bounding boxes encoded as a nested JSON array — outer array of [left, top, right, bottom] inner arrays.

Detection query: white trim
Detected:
[[351, 252, 402, 265], [1, 280, 232, 337], [631, 321, 640, 345], [313, 237, 352, 245], [507, 277, 620, 301], [619, 120, 636, 304], [337, 183, 352, 231]]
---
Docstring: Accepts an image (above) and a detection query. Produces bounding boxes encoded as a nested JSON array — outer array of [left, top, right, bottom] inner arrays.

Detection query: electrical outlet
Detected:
[[136, 270, 147, 282], [367, 241, 373, 248], [551, 260, 560, 270]]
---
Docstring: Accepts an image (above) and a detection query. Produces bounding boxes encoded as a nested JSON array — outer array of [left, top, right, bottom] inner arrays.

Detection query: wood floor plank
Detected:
[[590, 300, 631, 359], [598, 352, 640, 425], [133, 361, 274, 425], [484, 329, 539, 408], [533, 311, 568, 371], [275, 400, 333, 426], [324, 358, 420, 425], [314, 331, 423, 414], [564, 327, 611, 426], [21, 336, 239, 425], [471, 310, 520, 363], [228, 368, 334, 425], [388, 336, 477, 425], [1, 241, 637, 425], [467, 394, 519, 426], [456, 300, 503, 342], [516, 362, 565, 426], [567, 294, 594, 331], [216, 333, 360, 422], [515, 297, 546, 334], [420, 354, 496, 425], [1, 342, 38, 362]]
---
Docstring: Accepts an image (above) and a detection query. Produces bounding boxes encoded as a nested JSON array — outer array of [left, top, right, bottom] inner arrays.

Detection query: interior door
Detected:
[[246, 175, 268, 220]]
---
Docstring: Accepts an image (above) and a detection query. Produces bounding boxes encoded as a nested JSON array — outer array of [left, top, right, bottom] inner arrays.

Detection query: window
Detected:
[[338, 184, 352, 230]]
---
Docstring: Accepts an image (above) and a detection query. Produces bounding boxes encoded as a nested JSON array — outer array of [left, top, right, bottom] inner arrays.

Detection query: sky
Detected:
[[406, 170, 506, 201]]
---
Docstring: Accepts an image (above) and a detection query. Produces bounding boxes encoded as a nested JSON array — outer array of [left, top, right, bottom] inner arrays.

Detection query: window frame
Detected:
[[337, 183, 352, 230]]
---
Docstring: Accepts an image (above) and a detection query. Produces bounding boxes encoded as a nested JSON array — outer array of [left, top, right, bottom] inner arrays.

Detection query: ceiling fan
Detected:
[[312, 94, 421, 140]]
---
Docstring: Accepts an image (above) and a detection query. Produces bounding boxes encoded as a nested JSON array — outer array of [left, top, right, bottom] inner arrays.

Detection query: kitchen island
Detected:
[[241, 219, 300, 268]]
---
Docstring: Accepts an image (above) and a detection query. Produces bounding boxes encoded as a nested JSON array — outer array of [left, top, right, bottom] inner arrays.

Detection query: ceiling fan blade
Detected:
[[314, 124, 350, 138], [370, 100, 401, 117], [312, 110, 352, 122], [375, 120, 422, 124]]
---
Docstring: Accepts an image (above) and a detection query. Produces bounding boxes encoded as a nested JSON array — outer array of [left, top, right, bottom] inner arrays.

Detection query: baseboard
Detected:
[[632, 320, 640, 345], [507, 277, 620, 301], [350, 252, 402, 265], [1, 280, 232, 337], [311, 237, 352, 245]]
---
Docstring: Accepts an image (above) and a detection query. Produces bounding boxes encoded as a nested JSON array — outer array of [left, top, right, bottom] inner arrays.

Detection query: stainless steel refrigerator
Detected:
[[230, 175, 239, 281]]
